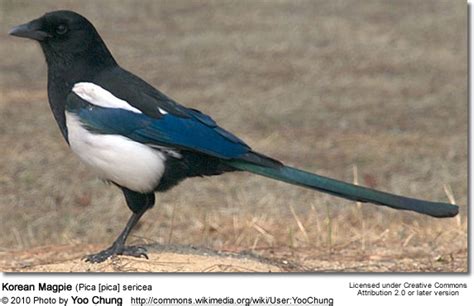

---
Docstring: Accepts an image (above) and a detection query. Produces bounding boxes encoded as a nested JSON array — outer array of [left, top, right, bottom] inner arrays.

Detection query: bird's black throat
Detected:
[[40, 33, 117, 141]]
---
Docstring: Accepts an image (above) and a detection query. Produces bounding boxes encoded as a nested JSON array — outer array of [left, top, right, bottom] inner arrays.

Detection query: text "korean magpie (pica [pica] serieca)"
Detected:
[[9, 10, 459, 263]]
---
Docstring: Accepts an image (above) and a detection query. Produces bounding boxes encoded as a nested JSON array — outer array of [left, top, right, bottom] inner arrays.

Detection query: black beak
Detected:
[[9, 20, 50, 41]]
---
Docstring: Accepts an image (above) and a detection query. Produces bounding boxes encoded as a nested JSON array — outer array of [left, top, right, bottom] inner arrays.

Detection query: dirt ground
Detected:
[[0, 244, 284, 272], [1, 242, 466, 273], [0, 1, 468, 272]]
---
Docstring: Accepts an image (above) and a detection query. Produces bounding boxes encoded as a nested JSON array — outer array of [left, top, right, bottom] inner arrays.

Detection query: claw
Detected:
[[85, 245, 149, 263], [121, 246, 149, 259]]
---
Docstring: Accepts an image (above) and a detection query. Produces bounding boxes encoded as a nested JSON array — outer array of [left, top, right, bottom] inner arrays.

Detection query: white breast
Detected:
[[65, 112, 165, 193]]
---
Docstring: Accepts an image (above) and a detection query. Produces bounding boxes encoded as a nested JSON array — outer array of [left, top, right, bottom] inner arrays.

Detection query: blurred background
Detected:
[[0, 0, 467, 271]]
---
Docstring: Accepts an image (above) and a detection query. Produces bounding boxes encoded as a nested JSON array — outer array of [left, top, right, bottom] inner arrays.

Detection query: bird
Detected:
[[9, 10, 458, 263]]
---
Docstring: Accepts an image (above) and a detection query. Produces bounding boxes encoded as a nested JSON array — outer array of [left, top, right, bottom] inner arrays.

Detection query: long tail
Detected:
[[224, 158, 458, 218]]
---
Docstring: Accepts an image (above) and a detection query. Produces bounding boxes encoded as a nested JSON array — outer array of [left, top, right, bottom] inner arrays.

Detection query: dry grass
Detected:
[[0, 1, 467, 272]]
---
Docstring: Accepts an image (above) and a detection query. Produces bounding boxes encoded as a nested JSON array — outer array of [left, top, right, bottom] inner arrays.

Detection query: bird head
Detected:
[[9, 10, 116, 68]]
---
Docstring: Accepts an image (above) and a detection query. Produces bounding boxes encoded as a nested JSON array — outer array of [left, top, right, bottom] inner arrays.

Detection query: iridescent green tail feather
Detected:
[[225, 159, 458, 218]]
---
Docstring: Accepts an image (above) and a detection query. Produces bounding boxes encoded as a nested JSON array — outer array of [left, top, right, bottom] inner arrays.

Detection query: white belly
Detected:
[[65, 112, 165, 193]]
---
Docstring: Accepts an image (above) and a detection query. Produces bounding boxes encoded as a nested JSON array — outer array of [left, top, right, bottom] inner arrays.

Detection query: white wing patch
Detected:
[[72, 82, 142, 113], [158, 107, 168, 115]]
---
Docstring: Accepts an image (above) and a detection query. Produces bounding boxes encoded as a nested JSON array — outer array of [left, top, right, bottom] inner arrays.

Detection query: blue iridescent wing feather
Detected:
[[66, 93, 250, 159]]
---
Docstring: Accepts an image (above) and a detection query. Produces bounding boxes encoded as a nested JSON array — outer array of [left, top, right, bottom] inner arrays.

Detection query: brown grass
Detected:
[[0, 0, 467, 272]]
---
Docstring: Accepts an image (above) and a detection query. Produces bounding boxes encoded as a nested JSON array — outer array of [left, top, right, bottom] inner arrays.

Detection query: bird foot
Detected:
[[85, 245, 148, 263]]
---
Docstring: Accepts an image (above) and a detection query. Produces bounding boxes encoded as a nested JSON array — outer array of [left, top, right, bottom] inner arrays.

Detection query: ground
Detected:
[[0, 1, 467, 272]]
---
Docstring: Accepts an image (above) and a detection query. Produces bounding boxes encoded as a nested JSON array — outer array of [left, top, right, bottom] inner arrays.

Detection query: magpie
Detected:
[[9, 10, 459, 263]]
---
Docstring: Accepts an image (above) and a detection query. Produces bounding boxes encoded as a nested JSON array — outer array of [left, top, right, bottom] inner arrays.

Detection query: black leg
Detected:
[[85, 189, 155, 263]]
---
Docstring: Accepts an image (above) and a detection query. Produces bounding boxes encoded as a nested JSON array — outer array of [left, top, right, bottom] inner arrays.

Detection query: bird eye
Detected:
[[56, 24, 68, 35]]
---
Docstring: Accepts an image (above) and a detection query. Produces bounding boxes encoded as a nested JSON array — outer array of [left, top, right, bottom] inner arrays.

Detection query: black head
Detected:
[[9, 10, 116, 69]]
